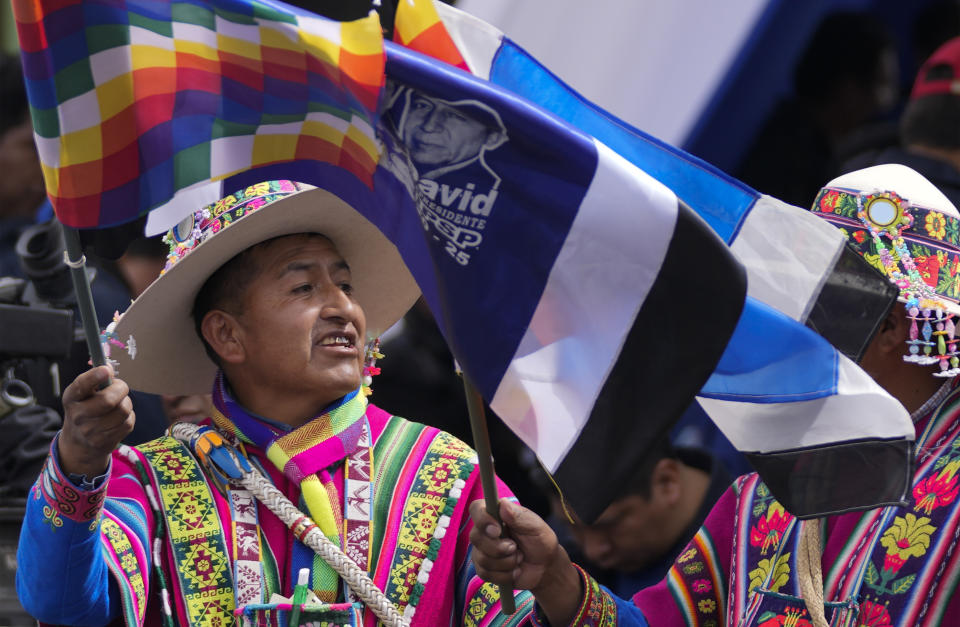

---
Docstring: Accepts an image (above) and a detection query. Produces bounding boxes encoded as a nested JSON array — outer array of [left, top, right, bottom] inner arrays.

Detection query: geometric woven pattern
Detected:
[[384, 431, 474, 608], [138, 436, 235, 627], [101, 517, 149, 625], [168, 486, 219, 536], [12, 0, 384, 228], [182, 540, 229, 589]]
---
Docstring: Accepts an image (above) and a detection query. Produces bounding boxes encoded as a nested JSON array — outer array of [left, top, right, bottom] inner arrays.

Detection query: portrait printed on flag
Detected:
[[379, 81, 509, 266]]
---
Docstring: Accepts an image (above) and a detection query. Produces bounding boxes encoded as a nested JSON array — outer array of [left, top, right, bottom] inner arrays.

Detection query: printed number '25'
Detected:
[[445, 241, 470, 266]]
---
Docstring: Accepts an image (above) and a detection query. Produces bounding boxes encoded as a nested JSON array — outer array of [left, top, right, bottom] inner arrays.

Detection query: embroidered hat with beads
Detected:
[[811, 164, 960, 376], [104, 180, 420, 395]]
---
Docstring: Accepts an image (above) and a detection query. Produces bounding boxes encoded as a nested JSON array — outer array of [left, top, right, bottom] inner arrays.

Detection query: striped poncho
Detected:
[[17, 397, 535, 626]]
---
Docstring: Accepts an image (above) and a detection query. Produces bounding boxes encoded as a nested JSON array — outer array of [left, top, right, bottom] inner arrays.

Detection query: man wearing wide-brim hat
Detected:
[[469, 164, 960, 627], [16, 180, 532, 626]]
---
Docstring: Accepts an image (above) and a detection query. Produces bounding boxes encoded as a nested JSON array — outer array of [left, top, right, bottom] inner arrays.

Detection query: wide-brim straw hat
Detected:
[[108, 180, 419, 395]]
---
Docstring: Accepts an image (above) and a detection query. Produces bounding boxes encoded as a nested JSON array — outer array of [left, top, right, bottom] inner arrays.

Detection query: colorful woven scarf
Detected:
[[210, 372, 368, 602]]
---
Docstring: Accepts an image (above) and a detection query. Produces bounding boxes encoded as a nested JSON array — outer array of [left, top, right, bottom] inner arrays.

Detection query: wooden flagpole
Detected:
[[461, 373, 517, 616]]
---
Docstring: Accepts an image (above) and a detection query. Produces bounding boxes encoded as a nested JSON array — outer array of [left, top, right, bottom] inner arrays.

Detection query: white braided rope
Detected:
[[796, 519, 829, 627], [171, 423, 407, 627], [235, 467, 407, 627]]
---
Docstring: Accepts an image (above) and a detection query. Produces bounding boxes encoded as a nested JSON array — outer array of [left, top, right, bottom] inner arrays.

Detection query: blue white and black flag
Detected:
[[374, 40, 912, 521], [379, 50, 749, 523], [375, 6, 914, 521]]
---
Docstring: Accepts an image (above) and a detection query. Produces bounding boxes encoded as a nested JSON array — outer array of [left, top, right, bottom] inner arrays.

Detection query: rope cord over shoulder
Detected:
[[170, 422, 408, 627], [796, 518, 828, 627]]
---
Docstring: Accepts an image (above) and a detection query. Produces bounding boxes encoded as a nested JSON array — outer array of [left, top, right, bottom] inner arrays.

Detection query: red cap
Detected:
[[911, 36, 960, 99]]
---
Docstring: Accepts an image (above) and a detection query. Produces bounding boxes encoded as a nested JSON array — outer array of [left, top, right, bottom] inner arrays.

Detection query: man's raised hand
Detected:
[[58, 365, 134, 478]]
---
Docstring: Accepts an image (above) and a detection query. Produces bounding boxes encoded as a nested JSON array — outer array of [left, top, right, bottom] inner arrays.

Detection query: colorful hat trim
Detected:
[[812, 186, 960, 376], [161, 180, 306, 276]]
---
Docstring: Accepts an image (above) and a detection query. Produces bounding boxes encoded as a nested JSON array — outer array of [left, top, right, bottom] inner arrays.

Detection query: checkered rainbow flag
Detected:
[[12, 0, 384, 229], [392, 0, 468, 71]]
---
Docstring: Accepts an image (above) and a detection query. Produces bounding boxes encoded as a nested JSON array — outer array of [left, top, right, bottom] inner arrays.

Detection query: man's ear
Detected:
[[201, 310, 246, 365], [651, 458, 682, 505], [873, 305, 908, 355]]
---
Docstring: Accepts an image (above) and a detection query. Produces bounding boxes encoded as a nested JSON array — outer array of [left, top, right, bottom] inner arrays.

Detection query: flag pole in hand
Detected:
[[62, 226, 108, 373], [461, 372, 517, 616]]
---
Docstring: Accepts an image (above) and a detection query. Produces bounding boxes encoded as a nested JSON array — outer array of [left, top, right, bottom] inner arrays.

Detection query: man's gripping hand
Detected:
[[58, 365, 135, 479], [469, 499, 582, 625]]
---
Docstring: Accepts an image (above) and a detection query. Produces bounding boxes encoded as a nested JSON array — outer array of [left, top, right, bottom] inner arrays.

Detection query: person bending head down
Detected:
[[552, 437, 728, 596]]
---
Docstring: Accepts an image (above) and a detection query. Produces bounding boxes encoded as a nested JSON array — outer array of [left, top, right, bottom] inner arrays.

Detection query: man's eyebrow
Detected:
[[278, 260, 315, 278], [278, 259, 351, 278], [591, 505, 624, 527]]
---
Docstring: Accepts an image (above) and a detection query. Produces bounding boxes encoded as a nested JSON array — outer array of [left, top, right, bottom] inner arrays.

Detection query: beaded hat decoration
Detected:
[[810, 164, 960, 377], [105, 181, 419, 396], [161, 180, 305, 275]]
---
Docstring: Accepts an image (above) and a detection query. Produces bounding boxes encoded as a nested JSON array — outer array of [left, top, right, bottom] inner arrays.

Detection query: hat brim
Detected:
[[112, 186, 420, 395]]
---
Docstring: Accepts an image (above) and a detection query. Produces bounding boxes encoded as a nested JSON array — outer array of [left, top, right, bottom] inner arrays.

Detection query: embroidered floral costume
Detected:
[[623, 382, 960, 627]]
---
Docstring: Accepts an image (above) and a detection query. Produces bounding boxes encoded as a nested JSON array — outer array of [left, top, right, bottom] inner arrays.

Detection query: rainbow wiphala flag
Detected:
[[13, 0, 384, 228], [392, 0, 468, 71]]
